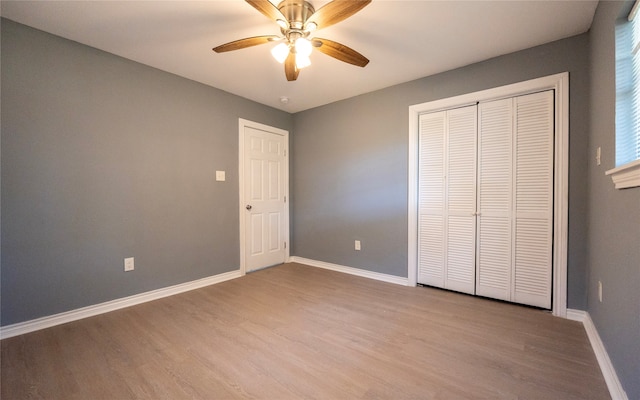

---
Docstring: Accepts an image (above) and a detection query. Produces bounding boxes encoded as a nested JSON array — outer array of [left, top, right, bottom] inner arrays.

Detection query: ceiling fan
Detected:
[[213, 0, 371, 81]]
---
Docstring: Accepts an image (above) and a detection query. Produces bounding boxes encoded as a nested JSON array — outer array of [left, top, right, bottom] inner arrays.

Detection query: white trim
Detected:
[[289, 256, 409, 286], [408, 100, 419, 287], [566, 309, 629, 400], [606, 159, 640, 189], [629, 0, 640, 21], [565, 308, 587, 322], [0, 269, 242, 340], [408, 72, 569, 317], [238, 119, 290, 275]]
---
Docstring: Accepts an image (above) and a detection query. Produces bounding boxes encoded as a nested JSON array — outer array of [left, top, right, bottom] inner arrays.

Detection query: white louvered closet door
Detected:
[[476, 91, 554, 308], [418, 106, 477, 294], [418, 111, 446, 288], [512, 91, 554, 309], [445, 107, 477, 294], [418, 91, 553, 308], [476, 98, 514, 302]]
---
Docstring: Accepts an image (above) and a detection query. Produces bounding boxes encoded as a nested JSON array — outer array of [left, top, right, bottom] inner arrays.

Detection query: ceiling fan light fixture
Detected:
[[271, 42, 290, 63], [294, 37, 312, 57], [295, 53, 311, 69], [213, 0, 372, 81]]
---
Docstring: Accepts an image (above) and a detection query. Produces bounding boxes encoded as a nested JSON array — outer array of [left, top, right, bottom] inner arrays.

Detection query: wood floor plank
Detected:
[[1, 263, 610, 399]]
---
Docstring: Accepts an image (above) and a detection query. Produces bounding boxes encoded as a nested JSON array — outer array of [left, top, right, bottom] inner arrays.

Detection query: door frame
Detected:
[[408, 72, 569, 318], [238, 118, 290, 275]]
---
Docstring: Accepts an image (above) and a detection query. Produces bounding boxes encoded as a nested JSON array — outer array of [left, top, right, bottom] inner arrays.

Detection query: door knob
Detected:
[[246, 205, 252, 210]]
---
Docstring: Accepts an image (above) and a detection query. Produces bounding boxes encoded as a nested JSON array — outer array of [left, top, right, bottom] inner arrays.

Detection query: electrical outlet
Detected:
[[124, 257, 135, 272], [596, 147, 601, 166], [355, 240, 361, 251], [598, 280, 603, 303]]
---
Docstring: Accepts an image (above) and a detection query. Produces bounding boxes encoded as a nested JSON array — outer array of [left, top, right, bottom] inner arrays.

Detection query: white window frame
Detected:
[[610, 1, 640, 189]]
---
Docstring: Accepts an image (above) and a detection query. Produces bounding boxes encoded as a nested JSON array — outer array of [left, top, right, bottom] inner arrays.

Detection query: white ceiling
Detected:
[[1, 0, 598, 113]]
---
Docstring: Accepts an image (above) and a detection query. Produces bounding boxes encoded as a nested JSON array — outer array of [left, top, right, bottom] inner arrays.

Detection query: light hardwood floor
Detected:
[[2, 263, 610, 399]]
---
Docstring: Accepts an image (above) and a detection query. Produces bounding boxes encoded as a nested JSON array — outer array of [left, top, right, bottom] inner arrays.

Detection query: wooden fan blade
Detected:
[[213, 35, 280, 53], [245, 0, 287, 22], [312, 38, 369, 67], [307, 0, 371, 30], [284, 50, 299, 81]]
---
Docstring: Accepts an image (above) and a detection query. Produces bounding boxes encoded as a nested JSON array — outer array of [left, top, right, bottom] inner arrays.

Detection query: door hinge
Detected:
[[284, 150, 287, 156], [284, 242, 287, 249], [284, 195, 287, 202]]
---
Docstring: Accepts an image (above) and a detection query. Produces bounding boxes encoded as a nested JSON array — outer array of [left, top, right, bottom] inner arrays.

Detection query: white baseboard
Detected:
[[289, 256, 409, 286], [566, 309, 628, 400], [0, 269, 243, 340]]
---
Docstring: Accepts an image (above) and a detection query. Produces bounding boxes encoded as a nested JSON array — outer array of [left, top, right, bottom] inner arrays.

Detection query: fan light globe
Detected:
[[295, 38, 313, 57], [295, 54, 311, 69], [271, 43, 290, 64]]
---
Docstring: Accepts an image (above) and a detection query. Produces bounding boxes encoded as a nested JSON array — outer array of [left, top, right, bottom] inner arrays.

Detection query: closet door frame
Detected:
[[408, 72, 569, 318]]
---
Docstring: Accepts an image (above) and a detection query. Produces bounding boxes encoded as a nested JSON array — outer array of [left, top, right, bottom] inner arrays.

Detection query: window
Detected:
[[611, 1, 640, 189]]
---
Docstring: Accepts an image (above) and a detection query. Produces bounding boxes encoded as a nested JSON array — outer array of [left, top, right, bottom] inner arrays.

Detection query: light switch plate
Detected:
[[216, 170, 226, 181], [124, 257, 134, 272]]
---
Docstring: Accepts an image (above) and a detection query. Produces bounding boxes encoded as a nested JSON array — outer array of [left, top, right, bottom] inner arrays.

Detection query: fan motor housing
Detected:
[[277, 0, 315, 29]]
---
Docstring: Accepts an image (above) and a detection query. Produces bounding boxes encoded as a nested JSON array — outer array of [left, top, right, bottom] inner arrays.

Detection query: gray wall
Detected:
[[589, 2, 640, 398], [1, 19, 292, 326], [292, 34, 591, 309]]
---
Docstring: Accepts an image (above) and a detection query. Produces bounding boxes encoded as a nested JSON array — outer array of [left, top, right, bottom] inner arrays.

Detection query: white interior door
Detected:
[[476, 98, 514, 302], [445, 106, 478, 294], [512, 91, 554, 309], [418, 105, 477, 294], [418, 111, 446, 288], [240, 120, 288, 273], [476, 91, 554, 308]]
